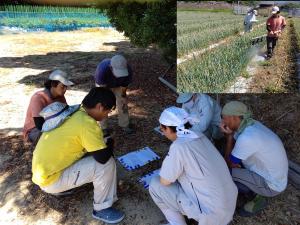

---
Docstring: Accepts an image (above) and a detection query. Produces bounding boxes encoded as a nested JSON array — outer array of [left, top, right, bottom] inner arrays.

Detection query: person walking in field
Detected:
[[23, 69, 72, 144], [94, 54, 134, 135], [32, 87, 125, 224], [244, 9, 258, 33], [176, 93, 222, 142], [149, 106, 238, 225], [220, 101, 288, 217], [266, 6, 286, 59]]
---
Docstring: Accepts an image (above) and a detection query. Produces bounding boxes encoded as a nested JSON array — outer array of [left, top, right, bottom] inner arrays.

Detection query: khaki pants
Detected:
[[42, 156, 117, 211], [96, 85, 129, 129]]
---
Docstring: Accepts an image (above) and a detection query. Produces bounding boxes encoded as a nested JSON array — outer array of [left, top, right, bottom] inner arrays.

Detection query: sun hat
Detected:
[[110, 55, 129, 78], [271, 6, 280, 14], [39, 102, 80, 132], [222, 101, 255, 135], [222, 101, 249, 116], [159, 106, 199, 139], [49, 69, 74, 86], [176, 93, 194, 104]]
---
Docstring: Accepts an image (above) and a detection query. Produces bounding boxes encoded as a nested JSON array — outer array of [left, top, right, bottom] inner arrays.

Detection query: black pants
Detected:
[[267, 36, 278, 57]]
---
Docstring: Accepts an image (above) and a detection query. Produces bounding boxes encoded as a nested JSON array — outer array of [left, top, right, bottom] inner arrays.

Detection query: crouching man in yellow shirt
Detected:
[[32, 87, 125, 224]]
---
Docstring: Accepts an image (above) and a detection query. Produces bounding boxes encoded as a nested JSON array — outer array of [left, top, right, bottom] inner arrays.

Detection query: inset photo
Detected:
[[177, 1, 300, 93]]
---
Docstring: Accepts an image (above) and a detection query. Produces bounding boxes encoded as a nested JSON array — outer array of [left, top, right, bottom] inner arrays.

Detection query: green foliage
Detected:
[[282, 3, 300, 10], [292, 18, 300, 53], [258, 61, 271, 67], [0, 5, 109, 30], [178, 8, 232, 13], [177, 12, 244, 56], [0, 4, 101, 13], [105, 0, 176, 62], [177, 26, 266, 92]]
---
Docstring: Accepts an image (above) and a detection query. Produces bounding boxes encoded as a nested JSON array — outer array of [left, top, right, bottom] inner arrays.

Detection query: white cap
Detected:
[[49, 69, 74, 86], [159, 106, 200, 139], [272, 6, 280, 14], [176, 93, 193, 104], [111, 55, 129, 78], [159, 106, 188, 127]]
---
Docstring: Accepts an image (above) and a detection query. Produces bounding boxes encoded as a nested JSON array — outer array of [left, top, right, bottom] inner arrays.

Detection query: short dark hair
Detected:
[[161, 122, 192, 133], [82, 87, 116, 110], [44, 80, 60, 89]]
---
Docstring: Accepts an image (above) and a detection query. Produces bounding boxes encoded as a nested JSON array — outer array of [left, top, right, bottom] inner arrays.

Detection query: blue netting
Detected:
[[0, 11, 112, 32]]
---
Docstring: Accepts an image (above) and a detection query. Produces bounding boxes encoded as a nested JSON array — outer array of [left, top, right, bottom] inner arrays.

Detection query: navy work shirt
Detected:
[[94, 58, 133, 88]]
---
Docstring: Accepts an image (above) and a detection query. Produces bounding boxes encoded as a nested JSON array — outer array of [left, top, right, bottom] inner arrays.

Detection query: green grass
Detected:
[[0, 5, 101, 13], [177, 26, 266, 93], [292, 18, 300, 50], [0, 4, 110, 30], [258, 61, 271, 67], [177, 12, 245, 56], [178, 8, 232, 13], [241, 70, 251, 79]]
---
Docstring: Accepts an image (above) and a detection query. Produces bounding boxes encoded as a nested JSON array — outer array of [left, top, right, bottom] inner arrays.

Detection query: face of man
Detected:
[[221, 115, 241, 132], [93, 103, 112, 121]]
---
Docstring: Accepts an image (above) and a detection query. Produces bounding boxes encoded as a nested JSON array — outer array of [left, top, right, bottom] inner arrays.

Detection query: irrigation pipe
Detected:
[[158, 64, 177, 94], [288, 160, 300, 189], [297, 53, 300, 92]]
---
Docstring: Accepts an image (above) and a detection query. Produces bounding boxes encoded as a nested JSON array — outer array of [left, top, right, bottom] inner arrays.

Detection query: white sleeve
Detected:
[[191, 97, 213, 133], [159, 144, 183, 183], [232, 135, 257, 160]]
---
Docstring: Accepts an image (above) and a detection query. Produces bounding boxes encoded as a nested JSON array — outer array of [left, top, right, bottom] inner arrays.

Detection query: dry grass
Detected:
[[250, 19, 299, 93]]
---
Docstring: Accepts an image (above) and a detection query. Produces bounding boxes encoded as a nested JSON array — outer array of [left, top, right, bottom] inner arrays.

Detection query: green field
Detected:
[[0, 5, 110, 31], [177, 11, 266, 93], [293, 17, 300, 49], [177, 11, 245, 56]]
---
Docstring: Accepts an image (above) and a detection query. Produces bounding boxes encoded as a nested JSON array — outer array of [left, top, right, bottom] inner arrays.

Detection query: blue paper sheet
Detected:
[[117, 147, 160, 171], [138, 169, 160, 189]]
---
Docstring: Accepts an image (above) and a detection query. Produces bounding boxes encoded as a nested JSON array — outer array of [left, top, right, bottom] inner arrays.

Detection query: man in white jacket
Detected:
[[149, 106, 238, 225], [244, 9, 258, 33], [176, 93, 222, 141]]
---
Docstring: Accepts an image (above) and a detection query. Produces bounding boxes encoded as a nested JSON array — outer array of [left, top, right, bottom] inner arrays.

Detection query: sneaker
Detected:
[[238, 195, 268, 217], [51, 189, 74, 196], [92, 207, 125, 223]]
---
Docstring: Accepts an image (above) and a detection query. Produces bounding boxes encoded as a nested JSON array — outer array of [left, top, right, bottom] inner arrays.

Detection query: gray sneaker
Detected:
[[92, 207, 125, 223]]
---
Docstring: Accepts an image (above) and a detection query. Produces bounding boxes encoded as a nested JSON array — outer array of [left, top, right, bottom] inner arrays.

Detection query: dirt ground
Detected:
[[0, 28, 300, 225]]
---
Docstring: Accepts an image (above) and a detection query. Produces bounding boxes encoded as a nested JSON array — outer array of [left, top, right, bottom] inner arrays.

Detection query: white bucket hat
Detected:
[[39, 102, 80, 132], [271, 6, 280, 14], [176, 93, 193, 104], [49, 69, 74, 86], [159, 106, 199, 139], [111, 55, 129, 78]]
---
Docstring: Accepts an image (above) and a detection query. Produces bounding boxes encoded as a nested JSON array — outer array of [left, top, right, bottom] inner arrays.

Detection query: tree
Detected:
[[105, 0, 176, 63]]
